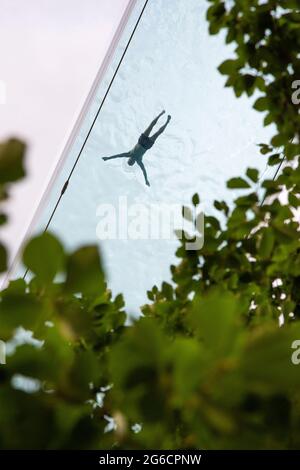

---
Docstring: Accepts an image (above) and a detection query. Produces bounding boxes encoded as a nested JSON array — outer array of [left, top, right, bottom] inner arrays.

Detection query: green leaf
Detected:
[[214, 200, 229, 215], [109, 318, 165, 422], [0, 242, 7, 272], [243, 74, 256, 94], [0, 290, 43, 338], [235, 192, 258, 208], [3, 278, 26, 294], [288, 192, 300, 208], [241, 325, 300, 392], [0, 213, 8, 225], [255, 76, 265, 92], [258, 143, 272, 155], [263, 113, 273, 127], [65, 246, 105, 296], [23, 232, 65, 283], [170, 338, 203, 401], [192, 193, 200, 206], [246, 168, 259, 183], [227, 177, 251, 189], [161, 282, 173, 300], [67, 349, 100, 400], [0, 139, 26, 183], [257, 228, 274, 259], [218, 59, 241, 75], [268, 153, 282, 166], [285, 142, 300, 159], [271, 134, 286, 148], [147, 290, 154, 301], [189, 290, 242, 358], [253, 97, 268, 112]]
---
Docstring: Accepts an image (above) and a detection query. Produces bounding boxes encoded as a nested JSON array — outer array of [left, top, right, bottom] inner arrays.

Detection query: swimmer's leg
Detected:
[[150, 115, 171, 142], [102, 152, 130, 161], [143, 110, 166, 137]]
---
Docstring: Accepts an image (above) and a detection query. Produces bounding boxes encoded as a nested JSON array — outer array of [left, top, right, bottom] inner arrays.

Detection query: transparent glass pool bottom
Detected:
[[25, 0, 276, 315]]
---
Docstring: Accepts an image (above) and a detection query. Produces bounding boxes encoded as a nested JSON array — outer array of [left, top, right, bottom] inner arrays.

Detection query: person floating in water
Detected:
[[102, 110, 171, 186]]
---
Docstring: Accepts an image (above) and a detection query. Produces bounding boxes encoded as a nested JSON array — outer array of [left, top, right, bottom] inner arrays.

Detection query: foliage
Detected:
[[207, 0, 300, 158], [0, 234, 126, 448], [1, 0, 300, 450]]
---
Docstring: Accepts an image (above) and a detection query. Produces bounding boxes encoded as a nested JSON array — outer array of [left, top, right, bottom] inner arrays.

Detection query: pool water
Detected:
[[31, 0, 276, 315]]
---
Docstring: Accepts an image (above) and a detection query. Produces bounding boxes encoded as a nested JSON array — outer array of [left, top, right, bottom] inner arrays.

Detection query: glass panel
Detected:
[[22, 0, 277, 314]]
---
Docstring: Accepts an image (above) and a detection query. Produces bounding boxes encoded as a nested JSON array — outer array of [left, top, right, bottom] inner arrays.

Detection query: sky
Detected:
[[0, 0, 132, 274]]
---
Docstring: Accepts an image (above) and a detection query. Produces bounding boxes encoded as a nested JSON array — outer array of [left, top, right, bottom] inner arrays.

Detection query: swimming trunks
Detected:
[[138, 133, 154, 150]]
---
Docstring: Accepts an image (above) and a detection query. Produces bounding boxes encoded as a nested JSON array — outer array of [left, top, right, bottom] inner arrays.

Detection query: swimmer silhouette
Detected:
[[102, 111, 171, 186]]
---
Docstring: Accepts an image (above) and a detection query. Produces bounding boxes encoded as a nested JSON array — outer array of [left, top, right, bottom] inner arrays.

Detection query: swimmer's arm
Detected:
[[138, 161, 150, 186]]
